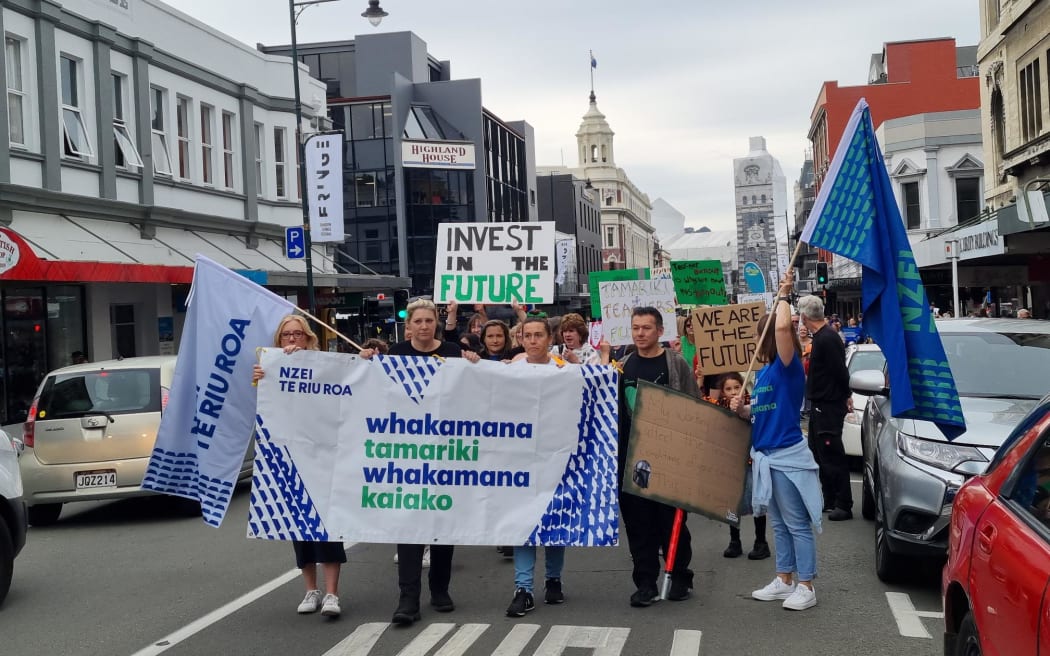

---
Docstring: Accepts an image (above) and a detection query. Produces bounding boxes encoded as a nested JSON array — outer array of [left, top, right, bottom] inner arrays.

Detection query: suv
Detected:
[[18, 356, 252, 525], [0, 429, 28, 606]]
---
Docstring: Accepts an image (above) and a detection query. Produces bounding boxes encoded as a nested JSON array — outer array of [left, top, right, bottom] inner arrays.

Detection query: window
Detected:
[[221, 112, 235, 189], [274, 126, 287, 199], [955, 177, 982, 223], [591, 145, 598, 162], [111, 74, 142, 168], [902, 181, 921, 230], [605, 226, 615, 248], [6, 37, 25, 147], [199, 104, 213, 184], [175, 96, 191, 179], [150, 87, 172, 175], [59, 55, 92, 158], [253, 122, 264, 197], [1019, 59, 1043, 143], [742, 196, 748, 205]]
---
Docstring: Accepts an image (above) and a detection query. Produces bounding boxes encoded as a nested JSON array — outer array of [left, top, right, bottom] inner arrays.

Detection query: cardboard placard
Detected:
[[597, 278, 678, 347], [434, 222, 555, 303], [691, 302, 766, 375], [622, 381, 751, 525], [588, 268, 649, 318], [670, 260, 728, 306]]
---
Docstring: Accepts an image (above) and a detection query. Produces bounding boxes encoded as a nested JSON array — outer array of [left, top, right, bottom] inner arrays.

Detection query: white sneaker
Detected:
[[320, 593, 341, 617], [297, 589, 323, 614], [782, 584, 817, 611], [421, 545, 431, 569], [752, 577, 797, 601]]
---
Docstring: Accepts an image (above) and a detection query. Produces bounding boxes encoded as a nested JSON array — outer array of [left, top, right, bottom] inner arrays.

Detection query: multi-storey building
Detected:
[[536, 173, 601, 314], [733, 137, 788, 297]]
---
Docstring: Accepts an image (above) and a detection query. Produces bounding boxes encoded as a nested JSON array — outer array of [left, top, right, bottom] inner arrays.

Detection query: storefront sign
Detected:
[[953, 219, 1003, 260], [402, 140, 476, 170], [0, 231, 21, 275], [304, 134, 344, 243], [434, 222, 554, 303]]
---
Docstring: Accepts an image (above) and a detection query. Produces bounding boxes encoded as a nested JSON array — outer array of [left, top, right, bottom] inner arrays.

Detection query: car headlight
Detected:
[[897, 432, 987, 472]]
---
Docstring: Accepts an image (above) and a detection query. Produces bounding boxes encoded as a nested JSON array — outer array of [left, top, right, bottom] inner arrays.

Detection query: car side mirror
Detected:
[[850, 370, 888, 397]]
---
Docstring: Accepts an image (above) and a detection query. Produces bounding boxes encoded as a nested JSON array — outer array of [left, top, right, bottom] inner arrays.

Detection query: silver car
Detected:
[[851, 318, 1050, 582]]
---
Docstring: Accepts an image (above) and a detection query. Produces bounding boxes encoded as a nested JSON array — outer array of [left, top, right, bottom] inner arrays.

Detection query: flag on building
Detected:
[[801, 98, 966, 440], [590, 51, 597, 69], [142, 256, 296, 525]]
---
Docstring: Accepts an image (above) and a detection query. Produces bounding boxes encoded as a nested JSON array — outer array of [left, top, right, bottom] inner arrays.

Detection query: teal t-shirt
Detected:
[[750, 353, 805, 453]]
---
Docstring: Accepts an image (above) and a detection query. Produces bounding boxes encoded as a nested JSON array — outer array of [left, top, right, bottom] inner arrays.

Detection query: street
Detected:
[[1, 478, 945, 656]]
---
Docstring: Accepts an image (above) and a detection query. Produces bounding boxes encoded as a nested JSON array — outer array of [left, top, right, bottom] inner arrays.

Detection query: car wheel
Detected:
[[861, 467, 876, 521], [27, 503, 62, 527], [874, 482, 902, 583], [0, 518, 12, 607], [955, 611, 981, 656]]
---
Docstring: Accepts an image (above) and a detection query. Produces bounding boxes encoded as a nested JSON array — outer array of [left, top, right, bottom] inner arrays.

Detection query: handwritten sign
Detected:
[[588, 268, 649, 318], [434, 222, 555, 304], [670, 260, 727, 305], [691, 302, 766, 375], [598, 279, 678, 347], [622, 381, 751, 526]]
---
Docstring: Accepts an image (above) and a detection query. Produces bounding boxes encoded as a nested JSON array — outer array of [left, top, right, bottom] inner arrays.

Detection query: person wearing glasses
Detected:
[[251, 314, 345, 618]]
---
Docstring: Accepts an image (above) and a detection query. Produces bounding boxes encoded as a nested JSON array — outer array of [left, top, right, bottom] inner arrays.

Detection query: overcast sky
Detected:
[[163, 0, 980, 232]]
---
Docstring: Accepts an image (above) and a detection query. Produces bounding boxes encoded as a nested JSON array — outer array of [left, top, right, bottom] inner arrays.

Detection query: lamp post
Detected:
[[361, 0, 388, 26]]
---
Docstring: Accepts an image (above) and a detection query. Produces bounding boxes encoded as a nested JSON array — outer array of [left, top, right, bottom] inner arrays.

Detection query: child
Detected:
[[708, 373, 770, 560]]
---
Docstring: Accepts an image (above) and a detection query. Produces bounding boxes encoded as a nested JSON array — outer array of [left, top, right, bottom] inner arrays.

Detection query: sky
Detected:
[[163, 0, 980, 232]]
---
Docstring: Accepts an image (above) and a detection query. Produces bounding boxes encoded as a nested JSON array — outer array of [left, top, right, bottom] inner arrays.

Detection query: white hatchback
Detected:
[[842, 344, 884, 457]]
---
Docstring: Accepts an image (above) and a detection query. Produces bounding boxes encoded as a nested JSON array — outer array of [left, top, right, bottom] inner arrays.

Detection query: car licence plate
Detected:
[[75, 470, 117, 490]]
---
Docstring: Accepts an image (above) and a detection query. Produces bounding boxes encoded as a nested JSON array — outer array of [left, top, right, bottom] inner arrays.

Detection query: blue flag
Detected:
[[801, 99, 966, 440], [590, 51, 597, 69]]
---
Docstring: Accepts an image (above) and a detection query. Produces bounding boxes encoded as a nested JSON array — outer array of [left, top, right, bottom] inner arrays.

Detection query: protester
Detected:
[[443, 300, 485, 343], [677, 314, 697, 367], [479, 319, 522, 362], [251, 314, 344, 618], [731, 270, 823, 611], [506, 316, 570, 617], [553, 313, 600, 365], [358, 298, 480, 626], [1019, 308, 1033, 319], [798, 294, 853, 521], [361, 337, 388, 354], [618, 307, 700, 606]]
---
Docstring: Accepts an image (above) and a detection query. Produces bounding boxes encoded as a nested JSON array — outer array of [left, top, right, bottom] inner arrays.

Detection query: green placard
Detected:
[[670, 260, 727, 306], [589, 268, 649, 318]]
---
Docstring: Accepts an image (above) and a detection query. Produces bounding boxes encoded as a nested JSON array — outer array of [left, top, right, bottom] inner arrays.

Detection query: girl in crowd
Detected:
[[678, 315, 697, 368], [552, 313, 600, 365], [730, 270, 823, 611], [479, 319, 523, 362], [252, 315, 345, 618], [442, 300, 485, 344]]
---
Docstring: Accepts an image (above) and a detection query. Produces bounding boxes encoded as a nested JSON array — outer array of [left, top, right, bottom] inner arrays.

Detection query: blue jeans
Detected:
[[768, 468, 818, 581], [513, 546, 565, 593]]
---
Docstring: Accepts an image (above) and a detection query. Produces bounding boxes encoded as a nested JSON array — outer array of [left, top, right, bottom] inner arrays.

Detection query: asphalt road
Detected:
[[1, 478, 945, 656]]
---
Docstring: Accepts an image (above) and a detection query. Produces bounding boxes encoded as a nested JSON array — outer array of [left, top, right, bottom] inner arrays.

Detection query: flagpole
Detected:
[[741, 239, 806, 388]]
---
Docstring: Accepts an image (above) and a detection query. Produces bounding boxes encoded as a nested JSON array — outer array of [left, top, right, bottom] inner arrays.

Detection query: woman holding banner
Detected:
[[251, 314, 345, 618], [730, 270, 823, 612]]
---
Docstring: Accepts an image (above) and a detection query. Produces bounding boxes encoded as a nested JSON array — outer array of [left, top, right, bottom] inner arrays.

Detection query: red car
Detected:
[[943, 394, 1050, 655]]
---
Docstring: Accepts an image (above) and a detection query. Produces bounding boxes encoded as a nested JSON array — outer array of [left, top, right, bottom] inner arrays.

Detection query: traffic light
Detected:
[[394, 289, 410, 320], [816, 262, 829, 285]]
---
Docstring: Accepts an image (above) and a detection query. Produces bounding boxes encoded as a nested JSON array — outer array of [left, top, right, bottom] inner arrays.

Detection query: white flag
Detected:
[[304, 133, 344, 243], [142, 256, 295, 526], [555, 238, 574, 286]]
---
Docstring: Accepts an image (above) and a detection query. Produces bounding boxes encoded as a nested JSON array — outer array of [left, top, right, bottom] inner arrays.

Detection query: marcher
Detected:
[[798, 294, 853, 521], [479, 319, 522, 362], [506, 316, 570, 617], [731, 270, 823, 611], [358, 299, 480, 626], [553, 313, 600, 365], [617, 307, 700, 606], [252, 314, 345, 618], [1018, 308, 1033, 319]]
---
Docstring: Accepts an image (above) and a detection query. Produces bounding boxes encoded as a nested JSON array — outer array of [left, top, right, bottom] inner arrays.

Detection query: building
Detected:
[[651, 197, 685, 234], [792, 156, 818, 294], [536, 173, 601, 313], [733, 137, 788, 297], [660, 227, 737, 293], [261, 32, 538, 297], [0, 0, 405, 425]]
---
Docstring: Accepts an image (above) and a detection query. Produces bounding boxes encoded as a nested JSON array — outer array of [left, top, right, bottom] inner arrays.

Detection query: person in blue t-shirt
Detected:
[[730, 269, 824, 612]]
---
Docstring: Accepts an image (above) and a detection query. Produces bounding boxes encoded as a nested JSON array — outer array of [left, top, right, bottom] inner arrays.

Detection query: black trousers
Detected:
[[397, 543, 453, 600], [808, 401, 852, 511], [619, 492, 693, 591]]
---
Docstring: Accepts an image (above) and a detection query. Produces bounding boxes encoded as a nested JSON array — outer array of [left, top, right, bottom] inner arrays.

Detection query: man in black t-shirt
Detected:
[[798, 294, 852, 521], [618, 307, 701, 607]]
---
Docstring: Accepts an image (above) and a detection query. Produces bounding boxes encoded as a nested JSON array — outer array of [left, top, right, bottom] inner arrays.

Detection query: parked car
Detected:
[[843, 343, 884, 457], [0, 429, 28, 606], [942, 393, 1050, 655], [18, 356, 253, 526], [851, 318, 1050, 582]]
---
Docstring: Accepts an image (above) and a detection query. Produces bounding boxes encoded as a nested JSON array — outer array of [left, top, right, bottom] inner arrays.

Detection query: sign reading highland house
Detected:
[[401, 140, 476, 170]]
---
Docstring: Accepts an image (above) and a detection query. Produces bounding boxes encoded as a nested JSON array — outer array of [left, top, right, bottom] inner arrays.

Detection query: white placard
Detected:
[[588, 321, 603, 349], [434, 222, 555, 304], [304, 134, 344, 242], [737, 292, 775, 310], [402, 140, 476, 169], [597, 278, 679, 347]]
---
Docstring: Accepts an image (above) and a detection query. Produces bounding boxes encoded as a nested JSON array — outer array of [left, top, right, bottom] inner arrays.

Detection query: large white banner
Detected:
[[597, 278, 679, 347], [143, 256, 295, 526], [304, 133, 343, 243], [249, 352, 619, 546], [433, 222, 555, 304]]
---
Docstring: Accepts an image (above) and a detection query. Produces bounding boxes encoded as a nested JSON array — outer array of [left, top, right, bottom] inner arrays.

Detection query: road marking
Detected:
[[395, 623, 456, 656], [322, 623, 389, 656], [534, 625, 631, 655], [670, 630, 703, 655], [886, 592, 944, 639], [132, 543, 357, 656], [491, 624, 541, 656], [433, 624, 489, 656]]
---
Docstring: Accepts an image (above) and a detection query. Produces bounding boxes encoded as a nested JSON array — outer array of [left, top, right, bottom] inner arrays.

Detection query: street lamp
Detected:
[[361, 0, 388, 26]]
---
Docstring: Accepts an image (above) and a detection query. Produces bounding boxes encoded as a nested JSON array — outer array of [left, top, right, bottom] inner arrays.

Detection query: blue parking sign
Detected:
[[285, 226, 305, 260]]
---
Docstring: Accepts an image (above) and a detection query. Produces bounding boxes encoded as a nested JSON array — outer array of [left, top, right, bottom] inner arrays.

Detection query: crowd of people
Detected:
[[253, 271, 851, 622]]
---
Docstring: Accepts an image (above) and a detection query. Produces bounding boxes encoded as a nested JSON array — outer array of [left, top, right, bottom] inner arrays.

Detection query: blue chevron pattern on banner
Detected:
[[142, 449, 234, 527], [376, 355, 441, 403]]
